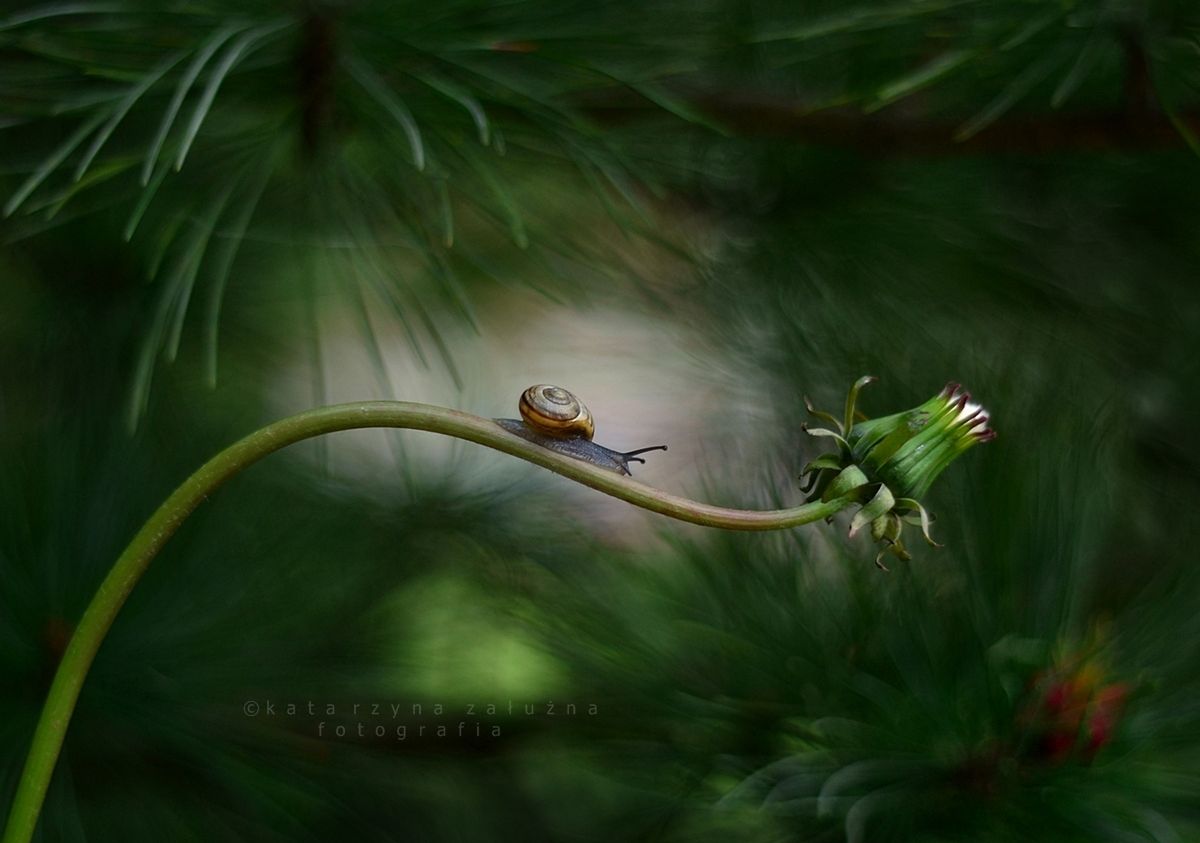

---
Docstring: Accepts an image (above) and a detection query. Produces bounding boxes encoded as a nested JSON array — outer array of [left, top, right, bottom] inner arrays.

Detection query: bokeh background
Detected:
[[3, 2, 1200, 840]]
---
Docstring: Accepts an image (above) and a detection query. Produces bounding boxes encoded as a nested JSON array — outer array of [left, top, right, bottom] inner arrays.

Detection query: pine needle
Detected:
[[436, 179, 455, 247], [40, 156, 135, 219], [303, 260, 331, 475], [128, 217, 187, 430], [203, 142, 279, 387], [955, 54, 1061, 140], [1000, 7, 1063, 51], [74, 51, 184, 183], [1051, 29, 1105, 109], [4, 110, 107, 217], [123, 159, 169, 240], [752, 0, 969, 43], [870, 49, 976, 112], [0, 2, 125, 31], [174, 21, 289, 172], [458, 147, 527, 248], [1167, 111, 1200, 158], [344, 53, 427, 171], [347, 269, 397, 400], [164, 175, 240, 362], [142, 23, 241, 185], [628, 81, 729, 134], [145, 211, 186, 280], [416, 72, 491, 146]]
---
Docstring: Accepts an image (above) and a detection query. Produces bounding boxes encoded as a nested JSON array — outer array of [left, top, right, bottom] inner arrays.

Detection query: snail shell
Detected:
[[496, 384, 666, 476], [519, 384, 595, 439]]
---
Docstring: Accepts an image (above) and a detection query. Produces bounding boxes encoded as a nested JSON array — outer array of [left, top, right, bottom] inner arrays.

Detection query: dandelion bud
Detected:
[[850, 382, 995, 500], [802, 378, 995, 567]]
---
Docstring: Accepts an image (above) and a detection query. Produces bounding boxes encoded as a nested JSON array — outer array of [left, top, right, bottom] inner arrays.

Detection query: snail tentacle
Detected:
[[614, 444, 669, 467]]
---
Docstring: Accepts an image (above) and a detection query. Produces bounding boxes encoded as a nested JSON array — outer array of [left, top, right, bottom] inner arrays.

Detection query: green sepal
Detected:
[[804, 395, 844, 434], [874, 548, 893, 571], [895, 497, 941, 547], [871, 515, 887, 542], [803, 425, 851, 454], [843, 375, 878, 436], [870, 511, 903, 543], [802, 454, 845, 475], [875, 533, 912, 570], [822, 465, 871, 502], [800, 470, 828, 495], [849, 482, 896, 538], [801, 453, 846, 497]]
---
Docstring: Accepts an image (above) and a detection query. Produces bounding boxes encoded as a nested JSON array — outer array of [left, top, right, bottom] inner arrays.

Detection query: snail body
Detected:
[[497, 384, 666, 475]]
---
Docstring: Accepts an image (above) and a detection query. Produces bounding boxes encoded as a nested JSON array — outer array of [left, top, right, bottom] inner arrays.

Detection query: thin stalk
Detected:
[[2, 401, 853, 843]]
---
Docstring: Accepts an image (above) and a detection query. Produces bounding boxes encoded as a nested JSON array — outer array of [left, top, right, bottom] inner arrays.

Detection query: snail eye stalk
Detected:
[[619, 444, 669, 465]]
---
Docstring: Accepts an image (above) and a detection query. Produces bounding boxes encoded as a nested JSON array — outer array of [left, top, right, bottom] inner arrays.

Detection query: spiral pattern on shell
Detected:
[[519, 385, 595, 439]]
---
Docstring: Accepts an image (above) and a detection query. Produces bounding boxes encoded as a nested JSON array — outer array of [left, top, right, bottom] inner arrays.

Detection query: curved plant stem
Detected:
[[2, 401, 853, 843]]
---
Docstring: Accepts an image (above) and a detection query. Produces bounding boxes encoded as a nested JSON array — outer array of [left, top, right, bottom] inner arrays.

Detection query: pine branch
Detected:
[[587, 91, 1200, 155]]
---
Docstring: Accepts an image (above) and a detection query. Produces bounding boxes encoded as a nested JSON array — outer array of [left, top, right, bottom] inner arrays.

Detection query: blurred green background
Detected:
[[2, 2, 1199, 841]]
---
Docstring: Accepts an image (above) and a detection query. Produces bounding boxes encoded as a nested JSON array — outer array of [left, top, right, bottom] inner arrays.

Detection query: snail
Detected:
[[495, 384, 667, 475]]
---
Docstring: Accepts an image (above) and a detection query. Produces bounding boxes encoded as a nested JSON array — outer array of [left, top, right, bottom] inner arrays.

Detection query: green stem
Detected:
[[2, 401, 853, 843]]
